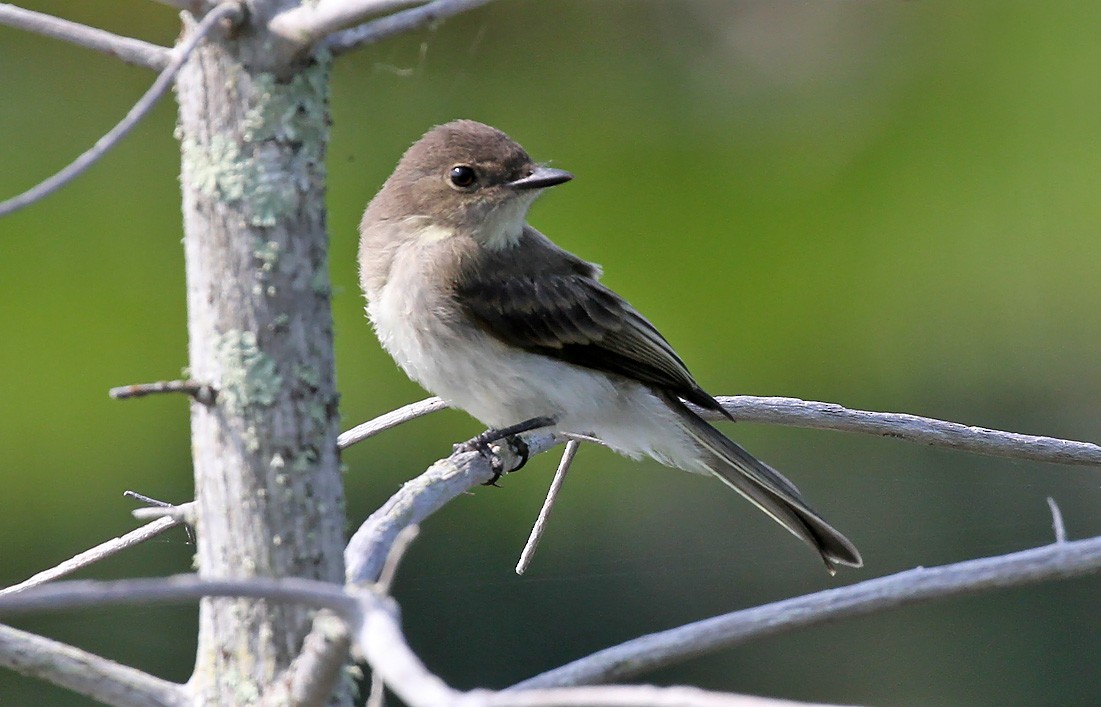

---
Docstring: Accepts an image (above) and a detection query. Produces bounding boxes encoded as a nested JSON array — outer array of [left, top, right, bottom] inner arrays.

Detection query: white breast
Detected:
[[366, 237, 699, 471]]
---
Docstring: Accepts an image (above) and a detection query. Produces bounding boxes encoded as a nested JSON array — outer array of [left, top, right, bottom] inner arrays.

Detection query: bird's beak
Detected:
[[508, 166, 573, 190]]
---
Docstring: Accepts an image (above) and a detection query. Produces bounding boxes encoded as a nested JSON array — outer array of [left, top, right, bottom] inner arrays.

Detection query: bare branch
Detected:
[[482, 686, 845, 707], [338, 396, 448, 449], [351, 586, 458, 706], [376, 525, 421, 594], [270, 0, 424, 51], [0, 516, 185, 597], [0, 623, 187, 707], [1047, 497, 1067, 543], [149, 0, 208, 10], [516, 440, 580, 575], [365, 669, 387, 704], [345, 431, 563, 585], [366, 672, 386, 707], [358, 570, 848, 706], [110, 378, 217, 404], [5, 542, 1098, 707], [0, 575, 434, 707], [327, 0, 499, 55], [709, 395, 1101, 466], [0, 2, 243, 219], [0, 575, 358, 618], [0, 5, 170, 70], [513, 534, 1101, 689], [260, 611, 352, 707], [343, 395, 1101, 466], [130, 501, 196, 524], [0, 573, 841, 707]]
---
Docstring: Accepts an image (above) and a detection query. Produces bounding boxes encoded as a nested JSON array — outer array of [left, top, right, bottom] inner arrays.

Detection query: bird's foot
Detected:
[[453, 416, 554, 485]]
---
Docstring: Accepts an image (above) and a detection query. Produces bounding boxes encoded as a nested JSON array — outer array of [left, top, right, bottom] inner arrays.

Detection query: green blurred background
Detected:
[[3, 1, 1101, 704]]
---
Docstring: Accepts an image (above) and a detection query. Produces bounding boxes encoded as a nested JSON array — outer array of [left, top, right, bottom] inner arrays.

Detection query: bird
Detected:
[[357, 119, 861, 572]]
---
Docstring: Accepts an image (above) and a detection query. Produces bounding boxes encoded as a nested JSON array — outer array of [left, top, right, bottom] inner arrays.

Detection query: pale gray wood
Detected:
[[0, 5, 169, 70], [174, 5, 350, 703]]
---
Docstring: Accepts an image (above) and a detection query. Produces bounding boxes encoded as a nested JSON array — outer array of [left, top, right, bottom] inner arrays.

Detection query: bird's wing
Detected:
[[454, 230, 729, 415]]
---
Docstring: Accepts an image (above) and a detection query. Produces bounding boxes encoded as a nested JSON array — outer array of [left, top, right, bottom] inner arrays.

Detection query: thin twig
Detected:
[[0, 5, 170, 70], [125, 492, 195, 542], [516, 440, 580, 575], [483, 686, 843, 707], [511, 534, 1101, 689], [123, 490, 174, 508], [326, 0, 498, 55], [1047, 497, 1067, 543], [130, 501, 196, 550], [338, 396, 448, 449], [376, 525, 421, 594], [0, 2, 243, 218], [130, 502, 196, 524], [0, 623, 187, 707], [708, 395, 1101, 466], [270, 0, 425, 50], [0, 575, 359, 618], [366, 672, 386, 707], [0, 516, 185, 596], [562, 432, 607, 447], [110, 378, 217, 404]]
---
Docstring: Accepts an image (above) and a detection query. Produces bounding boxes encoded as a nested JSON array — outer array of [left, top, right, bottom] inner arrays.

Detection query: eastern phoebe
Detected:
[[358, 120, 861, 572]]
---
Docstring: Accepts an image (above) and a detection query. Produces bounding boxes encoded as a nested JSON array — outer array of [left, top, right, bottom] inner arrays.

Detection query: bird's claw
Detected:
[[454, 430, 505, 485], [505, 434, 530, 471], [454, 431, 531, 486]]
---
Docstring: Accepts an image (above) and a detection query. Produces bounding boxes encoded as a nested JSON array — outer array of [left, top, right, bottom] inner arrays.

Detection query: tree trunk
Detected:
[[174, 10, 349, 704]]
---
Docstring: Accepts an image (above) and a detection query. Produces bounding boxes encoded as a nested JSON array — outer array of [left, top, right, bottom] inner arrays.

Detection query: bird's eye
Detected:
[[449, 165, 477, 189]]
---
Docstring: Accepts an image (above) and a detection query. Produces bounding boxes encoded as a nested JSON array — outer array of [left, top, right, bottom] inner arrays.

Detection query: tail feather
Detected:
[[665, 394, 862, 573]]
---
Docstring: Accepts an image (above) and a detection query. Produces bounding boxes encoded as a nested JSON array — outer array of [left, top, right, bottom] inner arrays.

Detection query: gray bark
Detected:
[[175, 9, 349, 704]]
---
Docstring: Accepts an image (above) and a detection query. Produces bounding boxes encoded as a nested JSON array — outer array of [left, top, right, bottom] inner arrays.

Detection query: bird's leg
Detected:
[[456, 415, 557, 453], [454, 415, 557, 484]]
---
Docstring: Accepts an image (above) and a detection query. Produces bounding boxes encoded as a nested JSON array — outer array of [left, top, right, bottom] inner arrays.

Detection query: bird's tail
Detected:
[[664, 394, 862, 573]]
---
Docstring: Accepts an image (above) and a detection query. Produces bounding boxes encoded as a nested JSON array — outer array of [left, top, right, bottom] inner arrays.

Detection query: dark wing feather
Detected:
[[454, 229, 729, 416]]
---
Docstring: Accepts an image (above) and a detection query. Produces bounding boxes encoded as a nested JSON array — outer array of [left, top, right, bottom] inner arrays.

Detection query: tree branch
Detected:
[[516, 440, 581, 575], [708, 395, 1101, 466], [4, 541, 1097, 707], [269, 0, 424, 51], [326, 0, 499, 55], [345, 427, 1101, 690], [0, 5, 170, 70], [342, 395, 1101, 466], [481, 686, 843, 707], [0, 2, 243, 218], [352, 586, 458, 706], [259, 611, 352, 707], [0, 516, 185, 596], [0, 574, 837, 707], [0, 623, 187, 707], [109, 378, 217, 404], [338, 396, 448, 449], [0, 575, 358, 618], [512, 534, 1101, 689], [149, 0, 208, 10], [342, 391, 1100, 587], [345, 431, 562, 585]]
